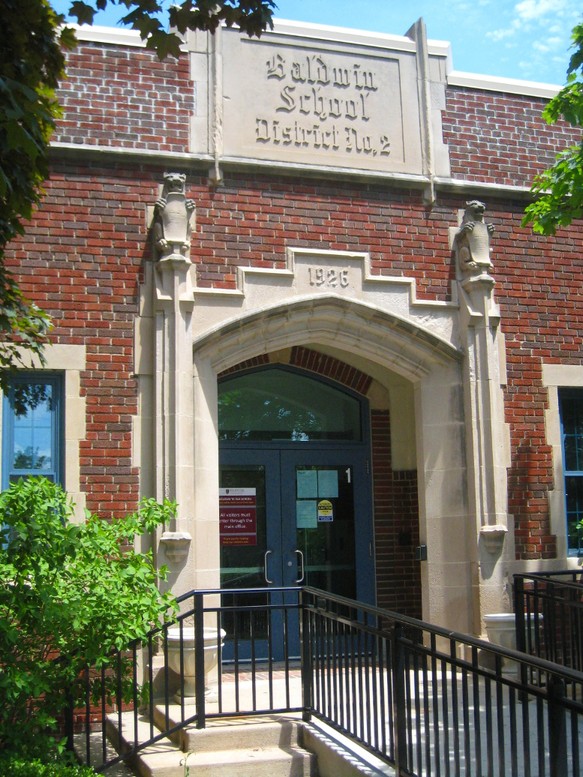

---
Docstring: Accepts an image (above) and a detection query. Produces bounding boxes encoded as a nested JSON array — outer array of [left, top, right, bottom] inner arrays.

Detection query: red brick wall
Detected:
[[5, 158, 168, 516], [442, 87, 580, 187], [487, 203, 581, 559], [56, 43, 194, 152], [289, 346, 373, 394], [187, 175, 456, 300], [5, 39, 583, 559]]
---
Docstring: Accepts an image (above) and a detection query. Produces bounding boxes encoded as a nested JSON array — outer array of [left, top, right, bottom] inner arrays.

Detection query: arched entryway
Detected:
[[187, 296, 469, 634]]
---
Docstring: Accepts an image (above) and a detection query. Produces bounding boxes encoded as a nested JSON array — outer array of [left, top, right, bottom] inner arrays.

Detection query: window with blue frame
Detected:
[[2, 374, 63, 489], [559, 388, 583, 554]]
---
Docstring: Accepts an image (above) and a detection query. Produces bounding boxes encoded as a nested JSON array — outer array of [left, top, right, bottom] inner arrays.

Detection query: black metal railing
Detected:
[[514, 571, 583, 671], [302, 588, 583, 777], [68, 586, 304, 771], [71, 586, 583, 776]]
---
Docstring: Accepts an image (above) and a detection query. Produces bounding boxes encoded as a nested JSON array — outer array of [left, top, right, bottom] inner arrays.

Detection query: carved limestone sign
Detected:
[[217, 27, 435, 175], [256, 52, 391, 158]]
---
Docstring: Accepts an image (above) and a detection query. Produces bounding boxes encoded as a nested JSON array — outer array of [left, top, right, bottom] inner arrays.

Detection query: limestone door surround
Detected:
[[135, 179, 510, 637]]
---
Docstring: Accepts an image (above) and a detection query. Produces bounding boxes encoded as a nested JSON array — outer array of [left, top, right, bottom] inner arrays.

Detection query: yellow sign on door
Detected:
[[317, 499, 334, 522]]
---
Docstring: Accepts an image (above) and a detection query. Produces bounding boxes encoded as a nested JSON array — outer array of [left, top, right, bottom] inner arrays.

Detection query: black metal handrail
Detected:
[[514, 572, 583, 672], [71, 585, 583, 776]]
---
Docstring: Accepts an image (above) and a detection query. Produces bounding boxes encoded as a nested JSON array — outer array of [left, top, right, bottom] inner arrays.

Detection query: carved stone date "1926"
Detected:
[[308, 267, 350, 288]]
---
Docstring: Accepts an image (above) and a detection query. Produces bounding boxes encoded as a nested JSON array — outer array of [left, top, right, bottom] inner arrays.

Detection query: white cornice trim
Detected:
[[271, 18, 417, 53], [433, 176, 531, 197], [447, 71, 560, 98], [63, 23, 146, 47], [67, 18, 420, 54], [50, 141, 212, 165], [68, 18, 452, 59], [50, 142, 536, 198]]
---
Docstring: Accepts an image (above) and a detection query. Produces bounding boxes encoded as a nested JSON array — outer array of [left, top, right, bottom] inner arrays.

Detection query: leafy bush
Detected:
[[0, 754, 97, 776], [0, 477, 178, 756]]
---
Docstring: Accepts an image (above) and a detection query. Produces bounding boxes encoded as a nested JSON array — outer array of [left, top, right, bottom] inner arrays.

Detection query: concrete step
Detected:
[[181, 716, 308, 759], [153, 706, 304, 754], [113, 712, 316, 777], [107, 709, 395, 776], [147, 743, 314, 777]]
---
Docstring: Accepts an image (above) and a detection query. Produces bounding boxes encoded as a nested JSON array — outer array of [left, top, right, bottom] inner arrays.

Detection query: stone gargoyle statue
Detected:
[[454, 200, 494, 276], [153, 172, 196, 260]]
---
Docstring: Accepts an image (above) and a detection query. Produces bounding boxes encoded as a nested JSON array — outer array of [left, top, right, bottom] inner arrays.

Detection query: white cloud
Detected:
[[487, 27, 516, 41], [514, 0, 565, 22], [533, 35, 562, 53], [484, 0, 580, 80]]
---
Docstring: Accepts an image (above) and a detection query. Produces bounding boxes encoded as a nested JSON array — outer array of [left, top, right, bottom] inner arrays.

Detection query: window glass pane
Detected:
[[566, 475, 583, 552], [12, 385, 54, 471], [219, 368, 362, 442], [564, 435, 579, 472], [14, 428, 52, 471], [560, 390, 583, 553], [11, 383, 52, 418], [3, 377, 60, 486]]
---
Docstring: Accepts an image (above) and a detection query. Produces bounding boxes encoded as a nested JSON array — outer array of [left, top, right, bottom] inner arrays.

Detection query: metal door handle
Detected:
[[264, 550, 273, 584], [295, 549, 305, 583]]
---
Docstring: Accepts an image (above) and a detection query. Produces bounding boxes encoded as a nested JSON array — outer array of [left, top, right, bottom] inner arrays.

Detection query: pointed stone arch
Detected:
[[193, 294, 462, 379]]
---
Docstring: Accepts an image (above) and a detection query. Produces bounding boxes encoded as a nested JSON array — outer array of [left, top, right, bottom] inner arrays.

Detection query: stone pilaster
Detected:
[[453, 202, 511, 631], [151, 175, 197, 594]]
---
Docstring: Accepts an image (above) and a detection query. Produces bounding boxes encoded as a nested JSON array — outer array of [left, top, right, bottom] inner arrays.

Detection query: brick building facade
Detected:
[[3, 18, 582, 638]]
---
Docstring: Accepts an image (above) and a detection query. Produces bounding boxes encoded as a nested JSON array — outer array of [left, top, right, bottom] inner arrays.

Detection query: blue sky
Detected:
[[52, 0, 581, 85]]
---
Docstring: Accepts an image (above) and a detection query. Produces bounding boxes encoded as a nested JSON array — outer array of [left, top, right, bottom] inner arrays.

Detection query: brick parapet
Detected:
[[56, 42, 195, 153], [53, 40, 582, 191], [442, 86, 580, 188]]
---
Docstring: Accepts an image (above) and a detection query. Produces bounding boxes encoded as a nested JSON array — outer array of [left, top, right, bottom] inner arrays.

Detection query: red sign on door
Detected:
[[219, 488, 257, 546]]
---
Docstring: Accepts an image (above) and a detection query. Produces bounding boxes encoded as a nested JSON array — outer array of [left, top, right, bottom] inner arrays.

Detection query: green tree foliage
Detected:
[[0, 0, 274, 381], [69, 0, 276, 59], [523, 22, 583, 234], [0, 477, 178, 756], [0, 0, 62, 379]]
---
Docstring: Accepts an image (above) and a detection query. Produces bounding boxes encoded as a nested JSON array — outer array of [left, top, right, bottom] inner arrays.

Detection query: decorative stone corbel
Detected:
[[160, 531, 192, 562], [480, 524, 508, 553]]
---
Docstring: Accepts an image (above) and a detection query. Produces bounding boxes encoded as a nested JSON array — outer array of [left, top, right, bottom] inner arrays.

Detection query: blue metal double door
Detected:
[[219, 446, 374, 659]]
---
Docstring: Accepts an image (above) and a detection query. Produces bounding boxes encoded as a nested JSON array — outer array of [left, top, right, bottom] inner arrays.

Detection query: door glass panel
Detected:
[[295, 464, 356, 599], [219, 465, 269, 651], [218, 367, 362, 441]]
